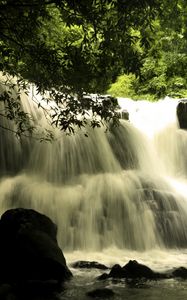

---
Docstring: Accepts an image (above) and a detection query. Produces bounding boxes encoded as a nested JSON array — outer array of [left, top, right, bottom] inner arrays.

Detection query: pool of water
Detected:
[[61, 275, 187, 300], [59, 248, 187, 300]]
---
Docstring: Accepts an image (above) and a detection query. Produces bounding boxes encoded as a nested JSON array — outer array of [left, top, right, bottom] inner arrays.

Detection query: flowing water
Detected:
[[1, 84, 187, 299]]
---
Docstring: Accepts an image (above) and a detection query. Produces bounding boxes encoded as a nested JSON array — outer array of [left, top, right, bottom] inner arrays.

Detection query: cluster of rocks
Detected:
[[72, 258, 187, 281], [72, 259, 187, 298], [97, 259, 187, 280]]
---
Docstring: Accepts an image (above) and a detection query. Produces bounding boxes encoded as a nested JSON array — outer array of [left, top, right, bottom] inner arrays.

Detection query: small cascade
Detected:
[[1, 83, 187, 252], [0, 75, 31, 175]]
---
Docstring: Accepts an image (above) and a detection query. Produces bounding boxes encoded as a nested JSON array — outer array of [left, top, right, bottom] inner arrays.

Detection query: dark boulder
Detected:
[[99, 260, 167, 280], [172, 267, 187, 279], [0, 208, 72, 286], [71, 261, 108, 270], [122, 260, 163, 279], [109, 264, 126, 278], [176, 100, 187, 129]]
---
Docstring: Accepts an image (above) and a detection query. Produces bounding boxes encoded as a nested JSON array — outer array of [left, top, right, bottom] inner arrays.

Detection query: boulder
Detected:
[[109, 264, 126, 278], [172, 267, 187, 279], [71, 261, 108, 270], [122, 260, 163, 279], [99, 260, 167, 280], [176, 100, 187, 129], [0, 208, 72, 286]]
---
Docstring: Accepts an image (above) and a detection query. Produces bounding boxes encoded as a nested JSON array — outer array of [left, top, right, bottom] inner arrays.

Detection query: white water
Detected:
[[1, 86, 187, 275]]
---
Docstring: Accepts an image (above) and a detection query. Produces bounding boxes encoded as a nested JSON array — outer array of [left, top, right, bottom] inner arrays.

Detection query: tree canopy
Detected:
[[1, 0, 178, 136], [108, 0, 187, 100]]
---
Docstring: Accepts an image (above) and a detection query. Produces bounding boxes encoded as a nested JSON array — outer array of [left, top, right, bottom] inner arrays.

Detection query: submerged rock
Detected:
[[71, 260, 108, 270], [0, 208, 72, 288]]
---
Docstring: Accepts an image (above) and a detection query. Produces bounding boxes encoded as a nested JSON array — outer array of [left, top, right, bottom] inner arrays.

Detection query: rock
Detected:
[[122, 260, 162, 279], [96, 95, 119, 108], [172, 267, 187, 279], [108, 121, 139, 170], [0, 208, 72, 286], [121, 110, 129, 120], [176, 100, 187, 129], [71, 261, 108, 270], [86, 288, 115, 298], [109, 264, 126, 278], [82, 94, 119, 110], [100, 260, 167, 280]]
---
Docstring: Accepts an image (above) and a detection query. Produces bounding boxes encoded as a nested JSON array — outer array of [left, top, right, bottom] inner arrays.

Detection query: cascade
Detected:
[[1, 84, 187, 253]]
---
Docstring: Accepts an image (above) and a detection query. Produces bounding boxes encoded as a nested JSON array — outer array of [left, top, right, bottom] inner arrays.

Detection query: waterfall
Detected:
[[1, 85, 187, 252]]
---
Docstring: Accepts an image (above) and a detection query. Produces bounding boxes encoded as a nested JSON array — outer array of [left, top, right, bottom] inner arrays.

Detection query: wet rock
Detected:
[[122, 260, 163, 279], [176, 100, 187, 129], [108, 121, 139, 169], [172, 267, 187, 279], [82, 94, 119, 110], [109, 264, 126, 278], [140, 183, 187, 248], [99, 260, 167, 280], [0, 208, 72, 287], [71, 261, 108, 270], [87, 288, 115, 298], [121, 110, 129, 120]]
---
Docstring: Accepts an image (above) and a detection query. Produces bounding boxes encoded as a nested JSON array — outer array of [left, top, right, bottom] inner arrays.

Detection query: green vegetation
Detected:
[[107, 74, 137, 99], [108, 1, 187, 100], [0, 0, 162, 135], [1, 0, 187, 135]]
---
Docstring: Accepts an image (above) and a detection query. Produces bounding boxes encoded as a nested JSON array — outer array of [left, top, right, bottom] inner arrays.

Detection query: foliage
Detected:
[[136, 33, 187, 99], [108, 1, 187, 101], [3, 0, 187, 133], [0, 0, 162, 135], [107, 74, 137, 98]]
